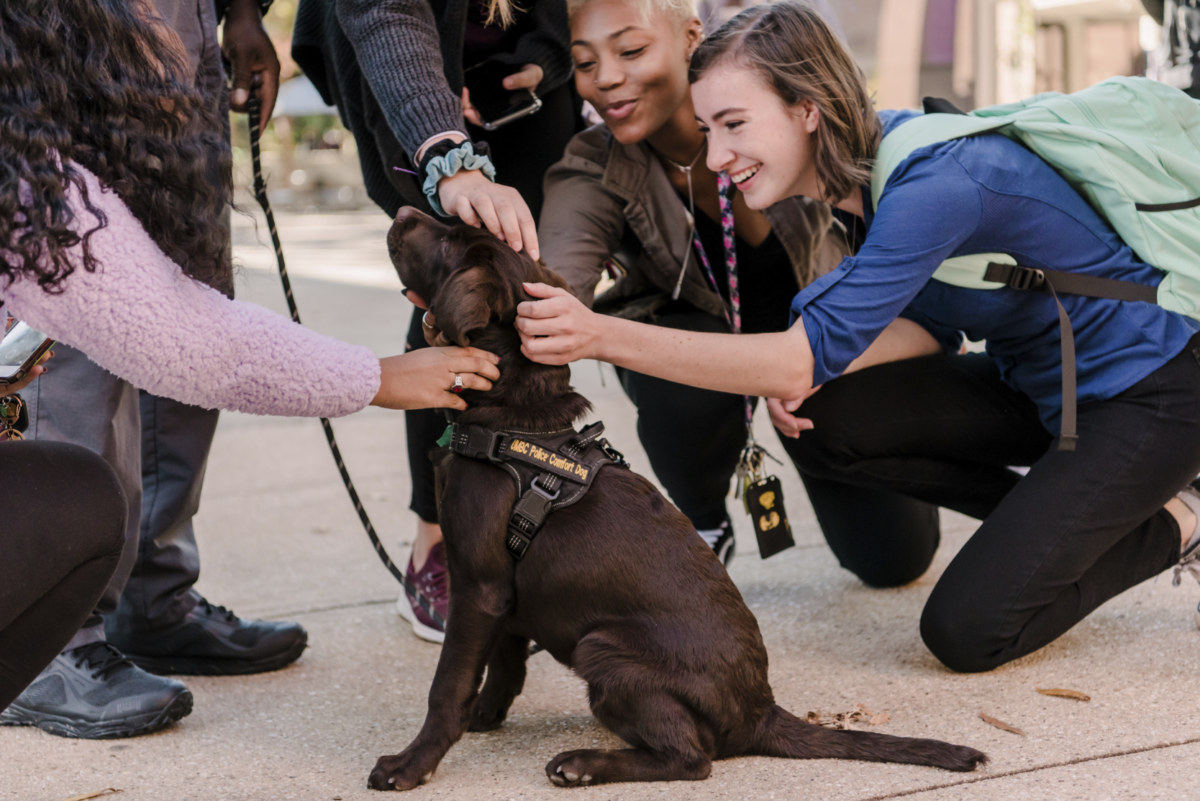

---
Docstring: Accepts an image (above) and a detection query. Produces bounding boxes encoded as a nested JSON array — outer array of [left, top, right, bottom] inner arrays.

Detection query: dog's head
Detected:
[[388, 206, 590, 428], [389, 206, 569, 348]]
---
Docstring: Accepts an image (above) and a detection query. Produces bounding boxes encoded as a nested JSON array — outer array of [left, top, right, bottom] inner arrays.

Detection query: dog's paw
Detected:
[[545, 750, 600, 787], [468, 701, 509, 732], [368, 751, 435, 791]]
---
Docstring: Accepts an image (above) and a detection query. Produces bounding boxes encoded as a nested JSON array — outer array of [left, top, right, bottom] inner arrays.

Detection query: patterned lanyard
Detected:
[[689, 172, 753, 429]]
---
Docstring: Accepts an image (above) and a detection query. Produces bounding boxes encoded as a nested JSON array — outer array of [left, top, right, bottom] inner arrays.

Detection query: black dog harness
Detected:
[[442, 421, 629, 560]]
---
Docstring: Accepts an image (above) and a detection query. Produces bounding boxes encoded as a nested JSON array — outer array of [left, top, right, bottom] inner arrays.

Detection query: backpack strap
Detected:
[[872, 110, 1009, 211], [981, 262, 1158, 450]]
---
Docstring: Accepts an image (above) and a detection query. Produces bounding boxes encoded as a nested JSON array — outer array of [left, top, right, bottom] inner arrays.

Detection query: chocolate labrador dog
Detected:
[[373, 206, 986, 791]]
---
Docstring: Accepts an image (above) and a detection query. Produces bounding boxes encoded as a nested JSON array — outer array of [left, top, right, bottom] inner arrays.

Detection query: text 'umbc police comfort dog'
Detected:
[[370, 206, 987, 790]]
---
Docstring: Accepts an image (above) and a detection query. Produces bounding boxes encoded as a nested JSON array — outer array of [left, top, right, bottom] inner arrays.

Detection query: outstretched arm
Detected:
[[1, 166, 498, 417], [516, 282, 940, 433], [516, 283, 816, 399]]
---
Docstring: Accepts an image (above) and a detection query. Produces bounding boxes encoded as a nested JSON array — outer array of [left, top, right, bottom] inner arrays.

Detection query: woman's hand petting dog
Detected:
[[436, 170, 540, 261], [372, 347, 500, 411], [516, 282, 604, 365]]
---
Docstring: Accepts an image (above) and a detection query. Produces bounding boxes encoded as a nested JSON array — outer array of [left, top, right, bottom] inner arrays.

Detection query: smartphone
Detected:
[[463, 60, 543, 131], [0, 319, 54, 386]]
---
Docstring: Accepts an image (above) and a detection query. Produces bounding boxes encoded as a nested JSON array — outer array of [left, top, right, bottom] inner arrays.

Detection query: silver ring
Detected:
[[452, 374, 464, 393], [422, 311, 435, 329]]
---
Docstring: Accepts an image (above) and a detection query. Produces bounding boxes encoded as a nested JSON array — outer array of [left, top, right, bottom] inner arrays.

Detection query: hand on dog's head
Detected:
[[389, 206, 568, 349]]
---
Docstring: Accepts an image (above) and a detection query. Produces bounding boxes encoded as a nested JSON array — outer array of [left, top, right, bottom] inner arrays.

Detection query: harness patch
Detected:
[[504, 438, 590, 481], [443, 421, 627, 560]]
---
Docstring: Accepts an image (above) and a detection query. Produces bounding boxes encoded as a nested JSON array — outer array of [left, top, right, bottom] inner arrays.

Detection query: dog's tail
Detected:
[[750, 704, 987, 772]]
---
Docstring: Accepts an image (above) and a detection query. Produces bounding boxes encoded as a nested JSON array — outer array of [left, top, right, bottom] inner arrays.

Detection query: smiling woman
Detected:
[[532, 0, 949, 583]]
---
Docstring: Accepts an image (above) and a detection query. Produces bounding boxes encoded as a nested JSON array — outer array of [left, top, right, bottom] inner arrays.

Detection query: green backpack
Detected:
[[872, 77, 1200, 449]]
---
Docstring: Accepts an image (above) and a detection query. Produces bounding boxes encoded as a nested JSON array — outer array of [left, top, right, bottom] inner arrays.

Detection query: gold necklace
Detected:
[[659, 141, 707, 300], [660, 141, 706, 174]]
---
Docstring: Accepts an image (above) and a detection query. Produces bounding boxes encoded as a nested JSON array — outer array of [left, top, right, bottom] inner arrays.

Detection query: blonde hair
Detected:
[[566, 0, 698, 25], [688, 1, 881, 204], [485, 0, 519, 27]]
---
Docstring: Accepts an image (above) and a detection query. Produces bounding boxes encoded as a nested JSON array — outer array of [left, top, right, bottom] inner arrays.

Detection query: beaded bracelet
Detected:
[[420, 141, 497, 217]]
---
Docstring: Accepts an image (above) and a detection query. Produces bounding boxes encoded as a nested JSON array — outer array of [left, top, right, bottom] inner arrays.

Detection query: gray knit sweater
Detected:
[[293, 0, 572, 216]]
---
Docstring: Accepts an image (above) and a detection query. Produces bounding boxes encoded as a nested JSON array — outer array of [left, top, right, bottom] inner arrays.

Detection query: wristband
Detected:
[[420, 140, 497, 217]]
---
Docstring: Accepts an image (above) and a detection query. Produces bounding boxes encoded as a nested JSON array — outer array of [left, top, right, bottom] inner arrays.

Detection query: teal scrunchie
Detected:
[[422, 142, 498, 217]]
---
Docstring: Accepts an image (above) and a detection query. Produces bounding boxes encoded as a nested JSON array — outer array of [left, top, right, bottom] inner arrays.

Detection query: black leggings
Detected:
[[0, 441, 127, 710], [794, 344, 1200, 672], [615, 308, 941, 587]]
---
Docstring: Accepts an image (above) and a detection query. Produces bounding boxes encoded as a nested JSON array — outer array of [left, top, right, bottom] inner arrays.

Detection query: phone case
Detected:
[[746, 475, 795, 559]]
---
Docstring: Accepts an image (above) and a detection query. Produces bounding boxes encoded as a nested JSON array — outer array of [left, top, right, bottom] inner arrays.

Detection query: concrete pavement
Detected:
[[3, 209, 1199, 801]]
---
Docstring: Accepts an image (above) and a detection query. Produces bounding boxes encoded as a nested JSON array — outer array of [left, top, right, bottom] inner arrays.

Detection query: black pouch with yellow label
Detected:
[[746, 475, 794, 559]]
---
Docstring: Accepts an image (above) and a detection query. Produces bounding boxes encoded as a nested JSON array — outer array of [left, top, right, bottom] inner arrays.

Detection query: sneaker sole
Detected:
[[715, 535, 736, 568], [0, 689, 193, 740], [396, 593, 446, 644], [125, 636, 308, 677]]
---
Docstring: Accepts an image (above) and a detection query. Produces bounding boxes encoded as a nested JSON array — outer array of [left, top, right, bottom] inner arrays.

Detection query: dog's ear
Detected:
[[433, 249, 517, 346], [531, 259, 571, 292]]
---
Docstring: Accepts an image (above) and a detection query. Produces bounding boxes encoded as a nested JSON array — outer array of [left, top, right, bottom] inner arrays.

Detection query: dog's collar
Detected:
[[440, 421, 629, 560]]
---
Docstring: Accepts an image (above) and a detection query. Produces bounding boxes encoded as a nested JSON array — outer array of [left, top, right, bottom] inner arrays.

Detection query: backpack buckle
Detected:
[[984, 262, 1046, 291], [1006, 266, 1045, 291]]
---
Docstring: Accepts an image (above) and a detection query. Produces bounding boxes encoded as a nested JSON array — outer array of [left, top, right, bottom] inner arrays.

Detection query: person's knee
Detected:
[[55, 444, 128, 556], [850, 557, 932, 589], [919, 602, 1004, 674]]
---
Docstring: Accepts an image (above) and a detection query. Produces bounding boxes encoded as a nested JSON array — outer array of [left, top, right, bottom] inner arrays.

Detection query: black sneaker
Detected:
[[0, 642, 192, 739], [109, 597, 307, 676], [713, 519, 736, 567]]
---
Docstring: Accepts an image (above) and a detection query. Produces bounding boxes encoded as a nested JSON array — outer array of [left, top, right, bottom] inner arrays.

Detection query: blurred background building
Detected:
[[234, 0, 1190, 211]]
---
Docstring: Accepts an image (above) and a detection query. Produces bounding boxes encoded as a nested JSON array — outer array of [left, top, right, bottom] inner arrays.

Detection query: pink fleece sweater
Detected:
[[0, 165, 381, 417]]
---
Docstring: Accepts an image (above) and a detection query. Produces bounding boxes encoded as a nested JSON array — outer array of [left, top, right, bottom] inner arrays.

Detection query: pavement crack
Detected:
[[859, 735, 1200, 800], [274, 597, 397, 618]]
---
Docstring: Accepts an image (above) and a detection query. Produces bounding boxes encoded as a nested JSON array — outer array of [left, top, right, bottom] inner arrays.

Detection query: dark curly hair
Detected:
[[0, 0, 233, 295]]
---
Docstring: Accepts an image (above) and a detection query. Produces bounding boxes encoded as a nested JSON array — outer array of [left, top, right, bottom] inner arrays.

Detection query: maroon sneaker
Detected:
[[395, 543, 449, 643]]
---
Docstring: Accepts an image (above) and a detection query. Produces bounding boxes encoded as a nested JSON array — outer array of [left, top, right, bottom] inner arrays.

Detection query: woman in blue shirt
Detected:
[[514, 0, 1200, 672]]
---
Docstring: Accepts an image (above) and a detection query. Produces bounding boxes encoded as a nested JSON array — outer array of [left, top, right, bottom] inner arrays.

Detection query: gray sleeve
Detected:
[[335, 0, 466, 157], [538, 140, 626, 308]]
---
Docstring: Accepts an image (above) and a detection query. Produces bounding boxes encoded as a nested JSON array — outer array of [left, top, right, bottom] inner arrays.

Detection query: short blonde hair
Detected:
[[566, 0, 699, 25]]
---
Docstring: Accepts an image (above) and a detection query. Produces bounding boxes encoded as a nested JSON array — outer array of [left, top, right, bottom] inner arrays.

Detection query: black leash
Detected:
[[245, 96, 446, 629]]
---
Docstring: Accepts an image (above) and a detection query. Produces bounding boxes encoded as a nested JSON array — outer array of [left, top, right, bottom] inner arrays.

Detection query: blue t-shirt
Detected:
[[790, 109, 1200, 434]]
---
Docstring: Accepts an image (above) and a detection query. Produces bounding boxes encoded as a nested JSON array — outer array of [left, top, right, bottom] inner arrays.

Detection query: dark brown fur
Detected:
[[370, 207, 987, 791]]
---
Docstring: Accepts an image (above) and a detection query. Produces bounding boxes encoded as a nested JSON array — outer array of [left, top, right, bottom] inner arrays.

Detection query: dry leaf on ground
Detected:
[[60, 790, 122, 801], [1036, 686, 1090, 702], [979, 712, 1025, 736], [805, 704, 889, 730]]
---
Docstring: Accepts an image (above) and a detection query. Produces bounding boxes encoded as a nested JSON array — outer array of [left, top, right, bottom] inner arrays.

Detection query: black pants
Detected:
[[616, 309, 942, 587], [406, 82, 582, 524], [0, 442, 127, 710], [794, 344, 1200, 672]]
